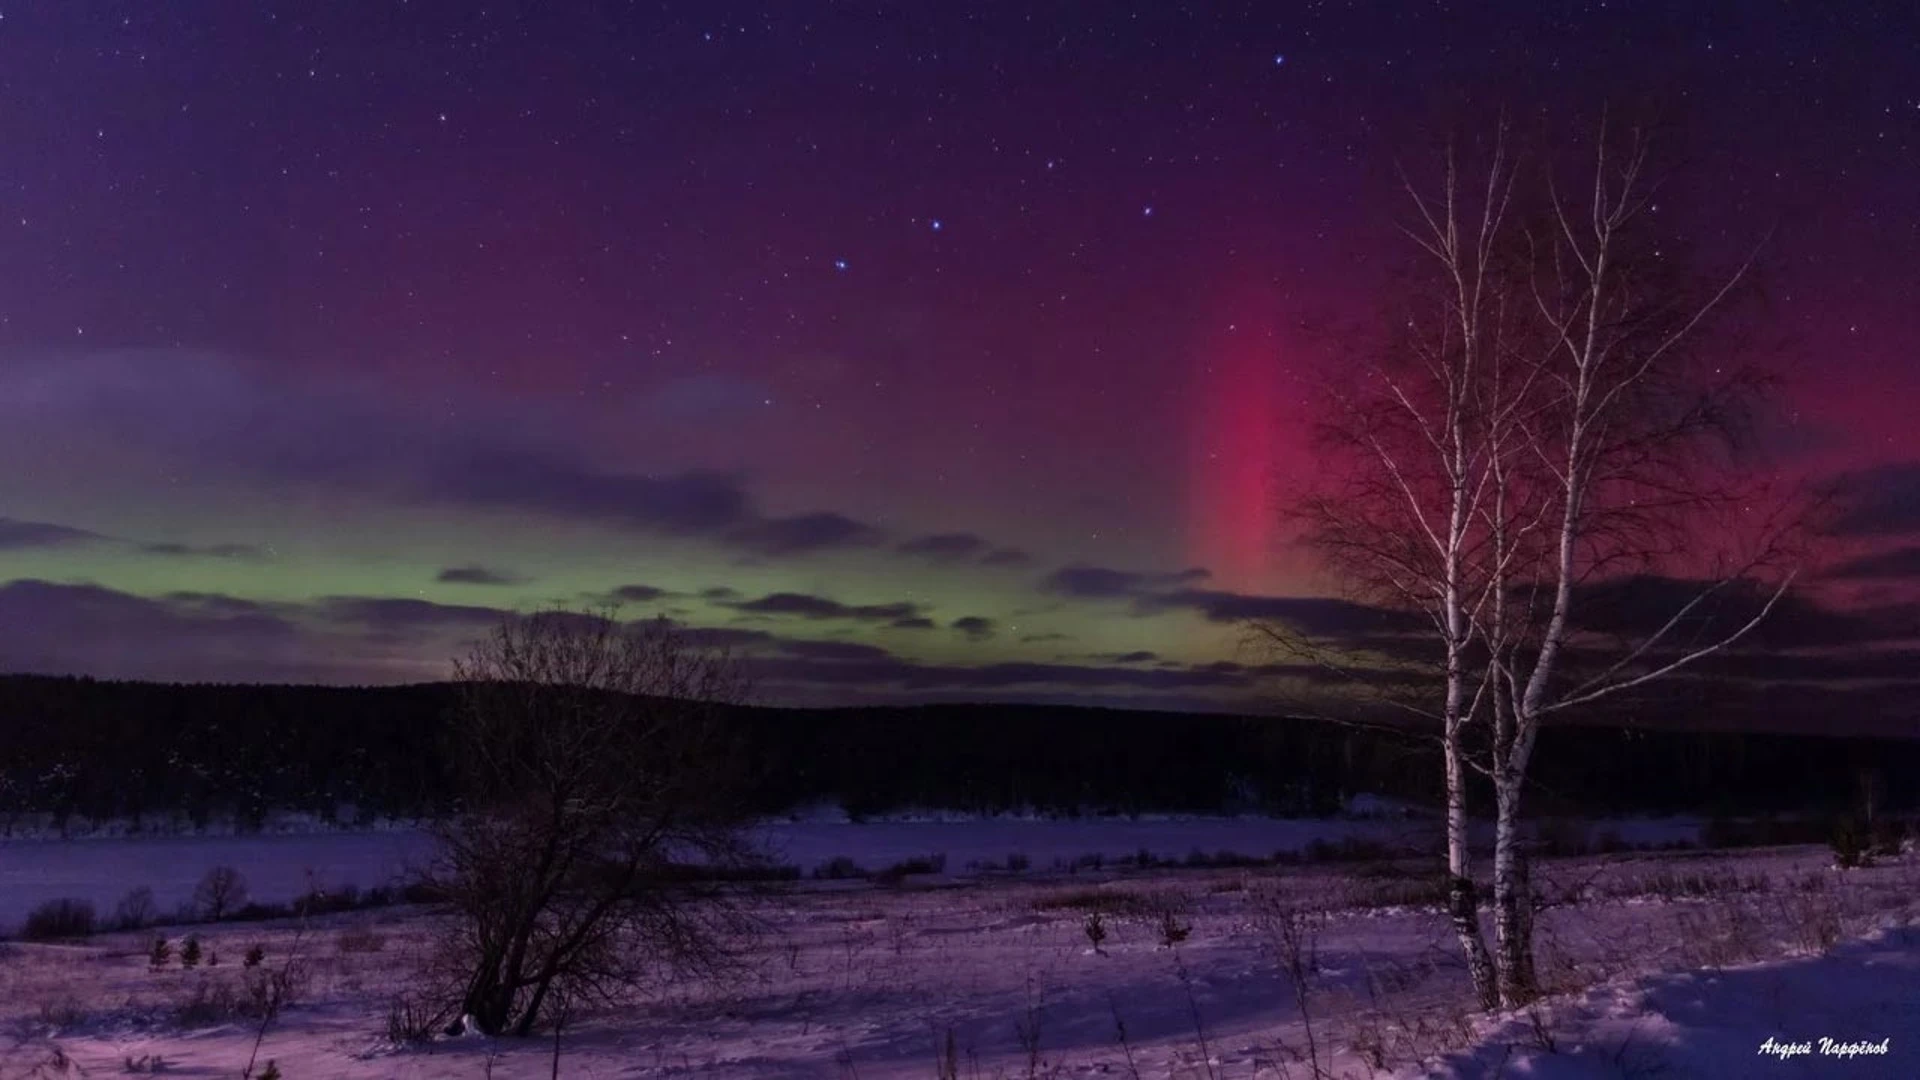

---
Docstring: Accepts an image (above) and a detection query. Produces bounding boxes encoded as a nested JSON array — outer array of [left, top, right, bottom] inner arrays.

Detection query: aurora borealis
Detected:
[[2, 4, 1917, 721]]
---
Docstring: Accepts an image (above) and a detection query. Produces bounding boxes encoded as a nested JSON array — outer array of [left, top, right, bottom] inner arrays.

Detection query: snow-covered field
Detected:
[[0, 832, 1914, 1078]]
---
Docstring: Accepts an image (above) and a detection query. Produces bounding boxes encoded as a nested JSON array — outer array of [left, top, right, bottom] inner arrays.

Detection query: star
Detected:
[[833, 259, 848, 271], [930, 219, 943, 231], [1274, 54, 1286, 65]]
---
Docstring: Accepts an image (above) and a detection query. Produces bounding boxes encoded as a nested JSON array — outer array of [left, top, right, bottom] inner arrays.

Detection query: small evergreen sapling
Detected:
[[1083, 911, 1109, 955], [181, 935, 203, 969], [149, 936, 172, 971]]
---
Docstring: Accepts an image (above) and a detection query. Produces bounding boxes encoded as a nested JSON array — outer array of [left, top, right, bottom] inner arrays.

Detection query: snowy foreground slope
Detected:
[[1417, 925, 1920, 1079], [0, 840, 1914, 1078]]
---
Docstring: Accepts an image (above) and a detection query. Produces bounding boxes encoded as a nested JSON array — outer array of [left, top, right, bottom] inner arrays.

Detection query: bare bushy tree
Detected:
[[432, 608, 761, 1036], [194, 865, 249, 921], [1270, 114, 1802, 1009]]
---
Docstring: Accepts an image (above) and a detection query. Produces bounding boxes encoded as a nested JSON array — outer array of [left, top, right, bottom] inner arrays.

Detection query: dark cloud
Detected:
[[603, 583, 670, 602], [0, 517, 262, 560], [1019, 632, 1071, 643], [1138, 588, 1421, 638], [1036, 563, 1414, 644], [164, 591, 284, 619], [895, 532, 989, 561], [952, 616, 995, 641], [315, 596, 505, 632], [1680, 647, 1920, 685], [2, 353, 890, 562], [746, 655, 1254, 693], [890, 616, 936, 630], [726, 512, 885, 556], [726, 591, 923, 622], [436, 564, 523, 585], [1568, 574, 1919, 651], [1824, 461, 1920, 537], [435, 450, 888, 558], [893, 534, 1028, 567], [699, 586, 741, 601], [0, 577, 1262, 700], [1038, 563, 1211, 600], [0, 579, 366, 684], [1096, 650, 1159, 664], [1825, 546, 1920, 581], [776, 639, 895, 662], [677, 626, 776, 651], [0, 517, 109, 550], [141, 541, 263, 558], [1039, 565, 1149, 599]]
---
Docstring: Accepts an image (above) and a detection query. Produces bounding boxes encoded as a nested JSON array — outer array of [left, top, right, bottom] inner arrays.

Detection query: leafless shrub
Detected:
[[1778, 888, 1843, 956], [1255, 895, 1325, 1078], [113, 887, 158, 931], [166, 962, 309, 1033], [385, 991, 447, 1046], [1673, 897, 1763, 969], [2, 1038, 82, 1078], [431, 609, 763, 1037], [239, 919, 312, 1080], [1031, 888, 1156, 917], [1347, 872, 1453, 912], [193, 866, 249, 921], [1600, 869, 1769, 903], [1523, 1004, 1559, 1055], [1153, 903, 1192, 949], [1013, 975, 1046, 1079], [31, 996, 90, 1034], [170, 980, 241, 1029], [1171, 949, 1219, 1080], [1347, 951, 1472, 1074], [1108, 996, 1144, 1080], [20, 898, 96, 941]]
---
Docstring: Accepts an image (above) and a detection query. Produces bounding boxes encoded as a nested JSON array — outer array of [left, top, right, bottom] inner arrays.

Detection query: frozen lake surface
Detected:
[[0, 810, 1702, 933]]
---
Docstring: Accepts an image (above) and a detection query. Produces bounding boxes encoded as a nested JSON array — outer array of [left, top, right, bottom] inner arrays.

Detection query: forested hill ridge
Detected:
[[1, 674, 1914, 828]]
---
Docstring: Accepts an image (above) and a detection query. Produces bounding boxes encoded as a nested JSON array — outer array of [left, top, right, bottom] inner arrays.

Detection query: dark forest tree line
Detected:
[[0, 673, 1912, 829]]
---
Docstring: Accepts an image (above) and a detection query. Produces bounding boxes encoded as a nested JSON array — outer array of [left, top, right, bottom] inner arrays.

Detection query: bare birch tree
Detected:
[[1473, 118, 1796, 1005], [1279, 128, 1523, 1009], [1274, 115, 1800, 1010]]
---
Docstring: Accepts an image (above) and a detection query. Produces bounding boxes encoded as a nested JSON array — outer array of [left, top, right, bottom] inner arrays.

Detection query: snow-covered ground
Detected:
[[0, 839, 1912, 1078]]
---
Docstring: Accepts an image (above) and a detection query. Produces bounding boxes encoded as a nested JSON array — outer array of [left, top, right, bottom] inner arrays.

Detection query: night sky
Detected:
[[2, 3, 1917, 719]]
